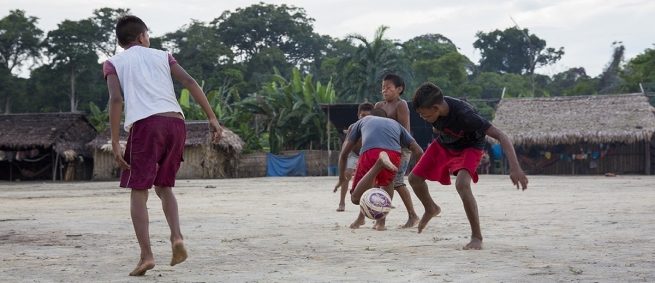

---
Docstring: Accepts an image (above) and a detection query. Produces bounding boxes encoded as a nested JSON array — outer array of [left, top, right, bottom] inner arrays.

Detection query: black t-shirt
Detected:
[[432, 96, 492, 151]]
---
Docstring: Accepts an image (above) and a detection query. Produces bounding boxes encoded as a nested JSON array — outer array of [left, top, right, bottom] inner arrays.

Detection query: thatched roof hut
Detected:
[[0, 113, 98, 181], [87, 120, 245, 180], [0, 113, 98, 157], [489, 93, 655, 175], [490, 93, 655, 146]]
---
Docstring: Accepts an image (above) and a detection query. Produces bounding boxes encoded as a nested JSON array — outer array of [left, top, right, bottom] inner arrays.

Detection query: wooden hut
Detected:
[[490, 93, 655, 175], [87, 121, 245, 180], [0, 113, 98, 181]]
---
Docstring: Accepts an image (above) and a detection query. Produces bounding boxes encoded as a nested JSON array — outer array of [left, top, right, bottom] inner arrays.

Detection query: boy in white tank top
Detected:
[[104, 15, 222, 276]]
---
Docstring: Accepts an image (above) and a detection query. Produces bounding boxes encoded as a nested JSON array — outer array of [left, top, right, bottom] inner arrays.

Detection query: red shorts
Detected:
[[351, 148, 401, 193], [120, 115, 186, 189], [411, 140, 483, 185]]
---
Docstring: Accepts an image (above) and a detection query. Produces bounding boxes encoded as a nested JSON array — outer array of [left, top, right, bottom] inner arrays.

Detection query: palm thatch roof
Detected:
[[0, 113, 98, 157], [87, 120, 244, 154], [490, 93, 655, 146]]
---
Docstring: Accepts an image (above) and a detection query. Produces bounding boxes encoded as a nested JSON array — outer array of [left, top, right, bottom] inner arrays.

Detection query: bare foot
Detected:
[[401, 214, 420, 228], [170, 241, 188, 266], [129, 258, 155, 276], [349, 218, 365, 229], [372, 218, 387, 231], [463, 237, 484, 250], [377, 152, 398, 171], [417, 205, 442, 234], [336, 203, 345, 212]]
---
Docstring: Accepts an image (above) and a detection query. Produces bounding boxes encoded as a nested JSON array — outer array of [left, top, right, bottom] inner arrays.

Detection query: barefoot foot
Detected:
[[377, 152, 398, 172], [372, 218, 387, 231], [129, 258, 155, 276], [463, 237, 484, 250], [170, 241, 188, 266], [349, 218, 365, 229], [401, 214, 420, 228], [336, 203, 345, 212], [417, 205, 441, 234]]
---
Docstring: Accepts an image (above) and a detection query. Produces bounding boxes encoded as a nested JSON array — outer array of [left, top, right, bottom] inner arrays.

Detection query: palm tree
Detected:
[[335, 25, 411, 103]]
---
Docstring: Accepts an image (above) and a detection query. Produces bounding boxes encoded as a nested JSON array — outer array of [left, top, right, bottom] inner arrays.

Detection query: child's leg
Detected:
[[351, 152, 397, 205], [349, 211, 366, 229], [454, 170, 483, 250], [394, 149, 420, 228], [154, 186, 187, 265], [395, 185, 420, 228], [336, 168, 354, 212], [129, 189, 155, 276], [407, 173, 441, 234], [371, 183, 395, 231]]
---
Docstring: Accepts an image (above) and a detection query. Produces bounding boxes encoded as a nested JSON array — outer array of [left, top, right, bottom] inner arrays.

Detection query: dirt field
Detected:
[[1, 175, 654, 282]]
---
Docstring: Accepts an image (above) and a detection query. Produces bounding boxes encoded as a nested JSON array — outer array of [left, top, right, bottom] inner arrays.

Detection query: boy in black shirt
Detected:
[[408, 82, 528, 250]]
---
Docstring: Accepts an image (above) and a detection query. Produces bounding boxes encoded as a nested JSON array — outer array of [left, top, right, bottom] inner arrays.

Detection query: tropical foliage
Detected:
[[2, 4, 654, 153]]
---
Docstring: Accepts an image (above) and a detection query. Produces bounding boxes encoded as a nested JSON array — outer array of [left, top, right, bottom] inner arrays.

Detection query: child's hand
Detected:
[[112, 142, 130, 170], [509, 168, 528, 190], [208, 119, 223, 144]]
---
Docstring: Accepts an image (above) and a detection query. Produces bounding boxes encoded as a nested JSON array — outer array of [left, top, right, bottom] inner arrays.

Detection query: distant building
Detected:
[[0, 113, 97, 181], [87, 121, 245, 180], [489, 93, 655, 175]]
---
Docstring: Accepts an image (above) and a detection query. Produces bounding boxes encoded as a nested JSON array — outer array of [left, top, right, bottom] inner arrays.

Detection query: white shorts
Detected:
[[346, 151, 359, 169]]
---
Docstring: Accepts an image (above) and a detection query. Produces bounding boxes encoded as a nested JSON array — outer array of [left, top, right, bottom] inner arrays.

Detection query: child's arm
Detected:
[[397, 101, 411, 132], [335, 140, 356, 191], [485, 125, 528, 190], [408, 141, 423, 163], [106, 74, 130, 170], [170, 64, 222, 144]]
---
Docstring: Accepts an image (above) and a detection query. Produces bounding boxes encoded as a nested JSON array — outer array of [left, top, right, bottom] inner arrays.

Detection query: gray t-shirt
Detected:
[[347, 116, 416, 154]]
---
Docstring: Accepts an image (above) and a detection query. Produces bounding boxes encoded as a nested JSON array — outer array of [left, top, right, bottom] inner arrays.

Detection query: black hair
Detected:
[[412, 82, 444, 110], [382, 73, 405, 95], [115, 15, 148, 46], [358, 102, 375, 114], [370, 108, 387, 117]]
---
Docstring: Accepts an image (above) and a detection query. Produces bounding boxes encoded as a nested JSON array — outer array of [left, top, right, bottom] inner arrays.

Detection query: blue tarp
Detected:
[[267, 151, 309, 177], [492, 144, 506, 159]]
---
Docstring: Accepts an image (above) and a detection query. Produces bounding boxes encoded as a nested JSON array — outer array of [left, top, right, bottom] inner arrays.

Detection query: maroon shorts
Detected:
[[351, 148, 402, 193], [120, 115, 186, 189], [411, 140, 483, 185]]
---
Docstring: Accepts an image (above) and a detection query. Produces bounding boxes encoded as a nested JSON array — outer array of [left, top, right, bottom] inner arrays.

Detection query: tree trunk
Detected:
[[4, 96, 10, 114], [70, 68, 76, 112]]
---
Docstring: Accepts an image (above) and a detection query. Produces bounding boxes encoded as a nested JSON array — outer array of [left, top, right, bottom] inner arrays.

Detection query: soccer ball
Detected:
[[359, 188, 392, 220]]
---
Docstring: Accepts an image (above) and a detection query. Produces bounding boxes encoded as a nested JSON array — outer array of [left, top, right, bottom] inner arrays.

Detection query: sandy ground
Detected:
[[1, 175, 654, 282]]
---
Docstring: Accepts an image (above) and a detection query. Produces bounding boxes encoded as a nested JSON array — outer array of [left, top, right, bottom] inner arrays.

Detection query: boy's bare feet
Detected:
[[463, 237, 483, 250], [170, 241, 188, 266], [349, 218, 365, 229], [336, 203, 345, 212], [372, 219, 387, 231], [129, 258, 155, 276], [402, 214, 420, 228], [417, 204, 442, 234], [377, 152, 398, 171]]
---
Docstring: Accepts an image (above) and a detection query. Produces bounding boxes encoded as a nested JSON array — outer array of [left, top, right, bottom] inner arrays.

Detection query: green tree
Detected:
[[237, 68, 335, 154], [335, 25, 411, 103], [161, 20, 244, 93], [473, 27, 564, 94], [412, 52, 471, 97], [0, 10, 43, 113], [43, 19, 100, 112], [90, 7, 131, 57], [403, 34, 458, 62], [211, 3, 321, 66], [621, 45, 655, 93]]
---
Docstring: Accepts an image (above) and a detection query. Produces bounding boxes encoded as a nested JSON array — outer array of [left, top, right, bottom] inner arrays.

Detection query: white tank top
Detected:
[[108, 46, 184, 131]]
